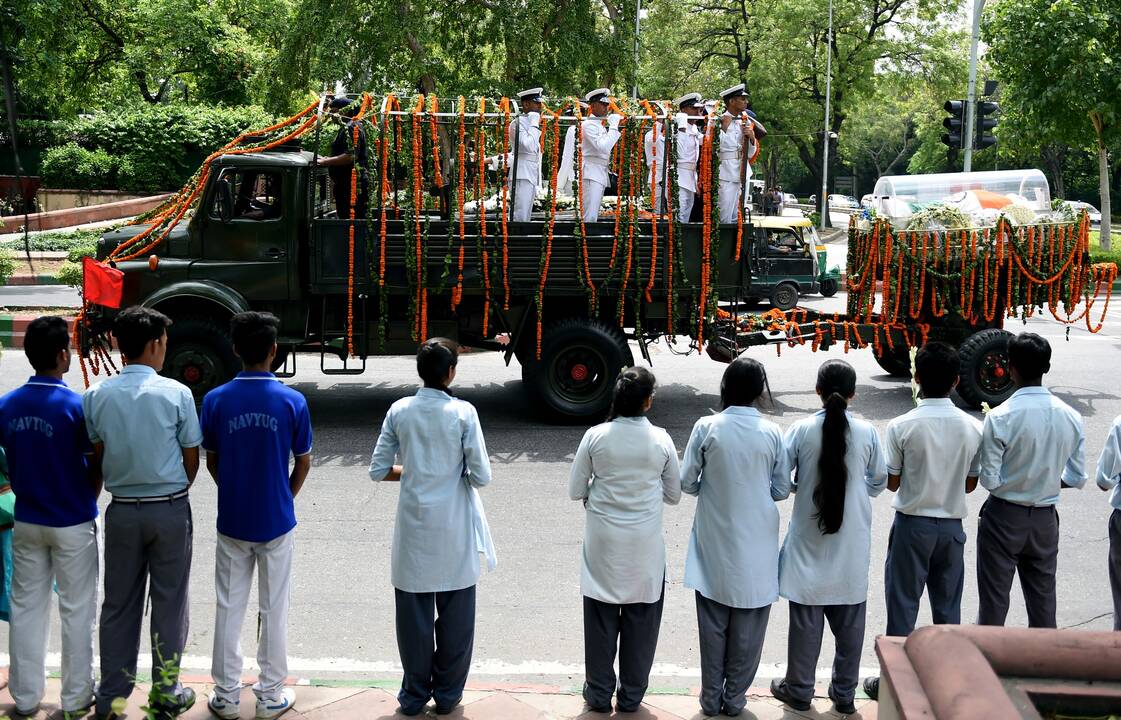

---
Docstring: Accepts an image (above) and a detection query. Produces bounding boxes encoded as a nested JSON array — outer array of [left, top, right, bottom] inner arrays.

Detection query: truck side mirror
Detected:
[[217, 180, 234, 223]]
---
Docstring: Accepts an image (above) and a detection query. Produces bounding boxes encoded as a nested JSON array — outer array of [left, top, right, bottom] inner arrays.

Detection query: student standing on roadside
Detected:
[[680, 358, 790, 717], [84, 307, 202, 719], [976, 332, 1086, 628], [770, 359, 886, 717], [1097, 415, 1121, 630], [861, 342, 982, 701], [201, 312, 312, 720], [368, 338, 496, 717], [569, 367, 681, 714], [0, 317, 101, 719]]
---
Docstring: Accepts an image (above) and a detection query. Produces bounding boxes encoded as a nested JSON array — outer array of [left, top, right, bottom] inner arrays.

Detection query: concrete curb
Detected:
[[0, 314, 78, 349], [6, 274, 63, 286]]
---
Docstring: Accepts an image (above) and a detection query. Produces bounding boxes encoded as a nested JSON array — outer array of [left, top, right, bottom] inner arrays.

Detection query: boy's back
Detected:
[[887, 399, 982, 518]]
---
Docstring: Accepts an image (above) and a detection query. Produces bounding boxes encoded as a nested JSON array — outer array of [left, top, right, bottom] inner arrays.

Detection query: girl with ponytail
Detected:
[[770, 360, 887, 716], [568, 366, 682, 713]]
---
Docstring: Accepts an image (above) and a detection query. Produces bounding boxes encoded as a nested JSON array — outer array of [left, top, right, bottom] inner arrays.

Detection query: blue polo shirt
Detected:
[[200, 372, 312, 543], [0, 377, 98, 527]]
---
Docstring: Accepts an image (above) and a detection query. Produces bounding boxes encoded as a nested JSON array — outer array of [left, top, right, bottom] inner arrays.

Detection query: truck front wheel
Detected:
[[522, 318, 634, 423], [164, 316, 239, 402]]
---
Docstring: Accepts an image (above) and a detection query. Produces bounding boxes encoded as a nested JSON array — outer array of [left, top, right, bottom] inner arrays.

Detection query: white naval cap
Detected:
[[583, 87, 612, 104], [673, 92, 703, 109], [719, 83, 748, 101], [517, 87, 544, 102]]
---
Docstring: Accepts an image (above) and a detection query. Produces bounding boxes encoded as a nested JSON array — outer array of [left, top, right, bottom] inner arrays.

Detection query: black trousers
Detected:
[[976, 496, 1059, 628], [1110, 509, 1121, 632], [394, 585, 476, 713], [582, 592, 665, 712], [884, 513, 966, 636]]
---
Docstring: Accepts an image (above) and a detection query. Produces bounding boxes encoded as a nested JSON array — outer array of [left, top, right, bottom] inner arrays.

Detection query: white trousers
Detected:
[[679, 188, 696, 223], [211, 530, 294, 703], [719, 181, 743, 224], [9, 520, 99, 712], [582, 180, 607, 223], [511, 179, 536, 222]]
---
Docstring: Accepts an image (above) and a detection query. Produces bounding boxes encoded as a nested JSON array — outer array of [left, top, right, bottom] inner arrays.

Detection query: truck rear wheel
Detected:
[[873, 346, 912, 377], [164, 316, 239, 402], [770, 282, 799, 311], [957, 328, 1015, 409], [522, 318, 634, 423]]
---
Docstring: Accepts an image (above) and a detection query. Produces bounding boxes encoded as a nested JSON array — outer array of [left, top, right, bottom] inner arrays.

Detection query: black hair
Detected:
[[720, 356, 766, 409], [1007, 332, 1051, 383], [914, 341, 959, 398], [24, 315, 70, 373], [230, 311, 279, 366], [813, 359, 857, 535], [112, 306, 171, 361], [416, 337, 458, 391], [608, 366, 656, 421]]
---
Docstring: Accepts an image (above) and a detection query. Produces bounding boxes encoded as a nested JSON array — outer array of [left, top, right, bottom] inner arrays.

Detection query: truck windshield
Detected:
[[210, 168, 282, 221]]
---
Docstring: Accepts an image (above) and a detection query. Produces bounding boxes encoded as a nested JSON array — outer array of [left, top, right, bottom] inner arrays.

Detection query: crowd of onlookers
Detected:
[[0, 311, 1118, 719]]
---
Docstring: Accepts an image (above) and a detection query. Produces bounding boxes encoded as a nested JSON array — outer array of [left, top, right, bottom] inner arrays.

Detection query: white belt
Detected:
[[719, 151, 742, 161], [584, 157, 610, 168], [678, 161, 697, 171]]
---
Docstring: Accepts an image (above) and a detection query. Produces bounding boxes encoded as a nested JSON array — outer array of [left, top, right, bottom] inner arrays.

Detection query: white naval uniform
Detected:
[[507, 113, 542, 221], [676, 115, 703, 223], [556, 124, 578, 198], [643, 124, 668, 214], [580, 116, 621, 223], [718, 112, 757, 224]]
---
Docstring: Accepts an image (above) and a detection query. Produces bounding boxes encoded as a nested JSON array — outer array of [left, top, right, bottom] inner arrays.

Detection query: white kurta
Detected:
[[680, 407, 792, 609], [718, 112, 756, 223], [569, 416, 682, 604], [507, 114, 542, 222], [368, 387, 496, 593], [778, 411, 887, 606]]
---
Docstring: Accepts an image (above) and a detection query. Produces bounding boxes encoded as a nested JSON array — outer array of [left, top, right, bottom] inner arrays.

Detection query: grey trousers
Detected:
[[976, 496, 1059, 628], [695, 592, 770, 716], [96, 496, 193, 715], [394, 585, 476, 714], [1110, 509, 1121, 632], [583, 591, 665, 712], [884, 513, 966, 636], [784, 601, 866, 706]]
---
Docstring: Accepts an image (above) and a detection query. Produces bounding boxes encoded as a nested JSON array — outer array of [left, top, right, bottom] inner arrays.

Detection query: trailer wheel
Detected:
[[873, 346, 913, 378], [770, 282, 799, 311], [522, 318, 634, 423], [957, 328, 1015, 409], [820, 277, 839, 297], [164, 316, 239, 402]]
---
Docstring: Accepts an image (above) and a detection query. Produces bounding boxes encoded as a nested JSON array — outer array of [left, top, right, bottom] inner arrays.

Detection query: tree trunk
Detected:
[[1093, 114, 1111, 251]]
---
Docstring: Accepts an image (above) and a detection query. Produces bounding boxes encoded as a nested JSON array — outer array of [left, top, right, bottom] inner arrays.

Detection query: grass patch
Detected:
[[0, 228, 108, 252], [1089, 231, 1121, 266]]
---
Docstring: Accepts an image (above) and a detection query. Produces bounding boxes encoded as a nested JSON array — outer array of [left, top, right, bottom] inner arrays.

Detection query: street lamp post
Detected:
[[632, 0, 642, 100], [820, 0, 834, 231], [962, 0, 985, 172]]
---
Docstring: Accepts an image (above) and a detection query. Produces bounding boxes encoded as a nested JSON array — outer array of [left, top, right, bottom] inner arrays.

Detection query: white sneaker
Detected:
[[255, 688, 295, 720], [207, 692, 241, 720]]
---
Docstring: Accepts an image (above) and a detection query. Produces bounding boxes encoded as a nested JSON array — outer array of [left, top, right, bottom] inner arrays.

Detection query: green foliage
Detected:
[[39, 144, 119, 190], [1090, 233, 1121, 267], [0, 249, 14, 286], [0, 229, 106, 253], [56, 243, 100, 290]]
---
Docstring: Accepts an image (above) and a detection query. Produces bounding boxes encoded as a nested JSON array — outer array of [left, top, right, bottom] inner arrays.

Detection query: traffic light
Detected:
[[975, 100, 999, 150], [942, 100, 965, 148]]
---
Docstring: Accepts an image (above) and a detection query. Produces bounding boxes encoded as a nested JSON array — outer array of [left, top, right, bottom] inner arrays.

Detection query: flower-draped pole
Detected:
[[76, 93, 1118, 386]]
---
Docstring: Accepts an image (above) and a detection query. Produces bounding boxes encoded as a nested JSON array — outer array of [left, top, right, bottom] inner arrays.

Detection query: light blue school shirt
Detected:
[[368, 388, 494, 594], [1096, 416, 1121, 510], [83, 365, 203, 497], [779, 411, 887, 606], [680, 406, 791, 609], [978, 386, 1086, 506]]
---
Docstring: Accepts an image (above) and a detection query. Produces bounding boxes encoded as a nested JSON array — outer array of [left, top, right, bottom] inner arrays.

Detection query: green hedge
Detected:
[[40, 143, 120, 190]]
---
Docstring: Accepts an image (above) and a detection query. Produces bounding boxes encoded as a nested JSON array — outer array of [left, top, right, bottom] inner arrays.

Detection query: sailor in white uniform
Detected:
[[672, 93, 705, 223], [717, 84, 757, 224], [556, 101, 589, 199], [643, 110, 668, 214], [580, 88, 623, 223], [507, 87, 544, 222]]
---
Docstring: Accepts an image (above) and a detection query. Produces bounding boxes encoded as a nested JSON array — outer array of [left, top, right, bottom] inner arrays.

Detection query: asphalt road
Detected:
[[0, 285, 83, 309], [0, 291, 1118, 687]]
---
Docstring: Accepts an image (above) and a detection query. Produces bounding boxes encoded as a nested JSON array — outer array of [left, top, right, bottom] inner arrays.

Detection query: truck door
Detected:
[[199, 166, 294, 301]]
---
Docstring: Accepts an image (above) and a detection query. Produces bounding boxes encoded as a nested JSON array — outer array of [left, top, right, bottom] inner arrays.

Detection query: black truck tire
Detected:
[[770, 282, 799, 311], [164, 315, 239, 402], [874, 346, 913, 377], [820, 277, 839, 297], [522, 318, 634, 423], [956, 328, 1015, 409]]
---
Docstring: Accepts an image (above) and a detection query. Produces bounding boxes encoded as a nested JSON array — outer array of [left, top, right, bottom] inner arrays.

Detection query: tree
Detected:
[[983, 0, 1121, 248]]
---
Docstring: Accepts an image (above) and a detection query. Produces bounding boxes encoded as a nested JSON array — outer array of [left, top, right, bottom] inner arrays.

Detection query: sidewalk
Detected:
[[0, 677, 878, 720]]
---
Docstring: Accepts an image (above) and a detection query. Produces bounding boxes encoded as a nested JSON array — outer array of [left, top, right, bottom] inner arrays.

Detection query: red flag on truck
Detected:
[[82, 257, 124, 308]]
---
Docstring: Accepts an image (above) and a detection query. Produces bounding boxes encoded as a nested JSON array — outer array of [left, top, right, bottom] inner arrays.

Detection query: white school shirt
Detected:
[[368, 388, 496, 593], [581, 117, 620, 188], [680, 407, 792, 609], [676, 121, 703, 194], [718, 112, 756, 185], [506, 113, 542, 186], [568, 416, 682, 604], [978, 386, 1087, 506], [1096, 416, 1121, 510], [779, 411, 887, 606], [885, 398, 983, 519]]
